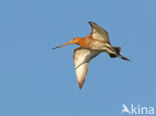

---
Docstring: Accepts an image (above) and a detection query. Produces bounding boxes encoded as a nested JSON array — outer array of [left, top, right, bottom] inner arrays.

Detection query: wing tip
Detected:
[[78, 84, 83, 90], [77, 78, 85, 90], [88, 21, 96, 25], [88, 21, 92, 24], [78, 79, 86, 90]]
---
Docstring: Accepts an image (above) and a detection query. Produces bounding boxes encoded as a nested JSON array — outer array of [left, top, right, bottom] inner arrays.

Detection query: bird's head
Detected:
[[71, 37, 81, 43], [53, 37, 81, 49]]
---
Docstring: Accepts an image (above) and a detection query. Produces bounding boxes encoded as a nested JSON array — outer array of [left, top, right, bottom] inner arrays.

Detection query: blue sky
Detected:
[[0, 0, 156, 116]]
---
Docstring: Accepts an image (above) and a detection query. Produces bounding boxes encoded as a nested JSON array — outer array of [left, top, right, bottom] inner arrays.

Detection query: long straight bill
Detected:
[[52, 41, 73, 50]]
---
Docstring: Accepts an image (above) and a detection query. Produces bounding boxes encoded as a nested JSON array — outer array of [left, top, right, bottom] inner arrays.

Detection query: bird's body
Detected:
[[53, 21, 130, 89], [77, 36, 111, 51]]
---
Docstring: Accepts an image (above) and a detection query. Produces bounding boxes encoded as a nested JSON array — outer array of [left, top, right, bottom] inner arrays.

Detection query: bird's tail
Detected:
[[118, 55, 130, 61], [109, 46, 130, 61]]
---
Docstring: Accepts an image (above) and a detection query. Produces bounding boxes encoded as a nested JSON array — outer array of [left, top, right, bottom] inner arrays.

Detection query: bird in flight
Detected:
[[53, 21, 130, 89]]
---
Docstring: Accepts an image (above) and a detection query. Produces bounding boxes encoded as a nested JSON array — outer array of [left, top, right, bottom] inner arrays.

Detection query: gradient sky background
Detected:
[[0, 0, 156, 116]]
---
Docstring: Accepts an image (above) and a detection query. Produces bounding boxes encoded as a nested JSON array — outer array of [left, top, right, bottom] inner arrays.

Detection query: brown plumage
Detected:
[[53, 21, 130, 89]]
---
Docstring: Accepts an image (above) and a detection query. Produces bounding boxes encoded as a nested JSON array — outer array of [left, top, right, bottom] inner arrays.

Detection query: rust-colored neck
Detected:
[[77, 36, 91, 48]]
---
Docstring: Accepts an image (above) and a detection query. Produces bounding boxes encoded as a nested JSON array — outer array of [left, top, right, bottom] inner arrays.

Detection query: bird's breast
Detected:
[[77, 38, 91, 48], [77, 38, 110, 51]]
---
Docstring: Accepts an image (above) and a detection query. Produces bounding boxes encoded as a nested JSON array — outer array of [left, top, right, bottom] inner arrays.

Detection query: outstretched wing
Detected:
[[89, 21, 110, 44], [73, 47, 101, 89]]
